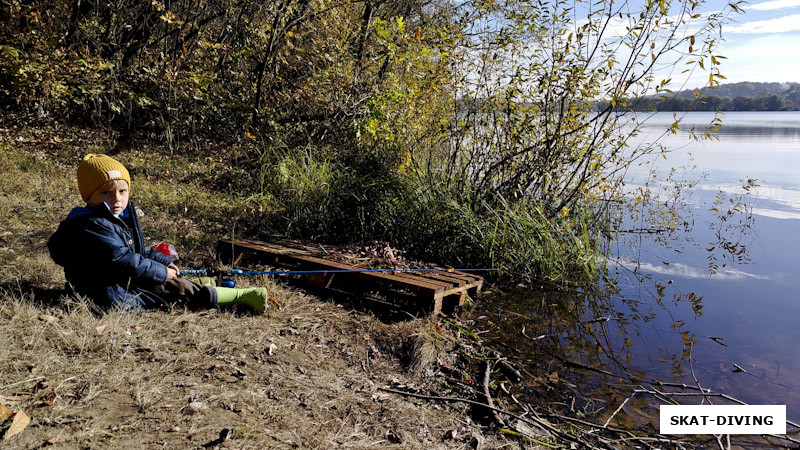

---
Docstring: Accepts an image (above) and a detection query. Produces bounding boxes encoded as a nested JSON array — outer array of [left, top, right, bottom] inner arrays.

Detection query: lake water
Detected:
[[614, 112, 800, 419], [472, 112, 800, 428]]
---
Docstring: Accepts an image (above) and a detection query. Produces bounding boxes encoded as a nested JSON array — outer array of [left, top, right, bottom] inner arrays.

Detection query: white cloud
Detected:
[[747, 0, 800, 11], [753, 209, 800, 220], [699, 183, 800, 211], [621, 182, 800, 220], [726, 14, 800, 33], [690, 31, 800, 85], [612, 258, 772, 281]]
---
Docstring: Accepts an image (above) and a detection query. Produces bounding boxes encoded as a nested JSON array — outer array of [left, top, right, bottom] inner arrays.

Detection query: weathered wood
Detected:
[[216, 238, 483, 316]]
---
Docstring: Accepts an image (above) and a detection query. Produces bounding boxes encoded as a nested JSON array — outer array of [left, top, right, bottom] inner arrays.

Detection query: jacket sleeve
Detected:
[[143, 246, 175, 266], [83, 220, 169, 284]]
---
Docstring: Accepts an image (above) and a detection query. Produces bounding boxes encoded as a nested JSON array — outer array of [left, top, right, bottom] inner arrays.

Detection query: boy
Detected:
[[48, 153, 266, 313]]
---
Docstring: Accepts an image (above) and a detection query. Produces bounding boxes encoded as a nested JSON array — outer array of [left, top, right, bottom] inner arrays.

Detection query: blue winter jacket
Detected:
[[48, 201, 175, 308]]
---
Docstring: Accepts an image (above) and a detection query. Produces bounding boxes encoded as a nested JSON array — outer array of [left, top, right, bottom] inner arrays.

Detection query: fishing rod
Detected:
[[180, 267, 498, 276]]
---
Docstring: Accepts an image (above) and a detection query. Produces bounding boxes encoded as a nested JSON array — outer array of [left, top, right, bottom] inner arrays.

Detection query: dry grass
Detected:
[[1, 287, 507, 448], [0, 124, 530, 449]]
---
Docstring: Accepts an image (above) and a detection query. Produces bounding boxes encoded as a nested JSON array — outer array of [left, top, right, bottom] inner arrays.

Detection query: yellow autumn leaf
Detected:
[[3, 410, 30, 441], [0, 404, 13, 421]]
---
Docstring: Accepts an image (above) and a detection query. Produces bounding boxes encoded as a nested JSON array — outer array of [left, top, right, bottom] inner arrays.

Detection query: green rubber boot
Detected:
[[215, 287, 267, 313], [185, 277, 216, 287]]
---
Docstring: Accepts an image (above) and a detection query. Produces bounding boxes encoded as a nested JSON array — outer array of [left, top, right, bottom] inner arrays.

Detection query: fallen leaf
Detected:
[[0, 404, 13, 421], [514, 419, 549, 439], [43, 390, 57, 406], [3, 410, 30, 441], [269, 296, 281, 310], [46, 429, 63, 444], [95, 324, 108, 335], [38, 314, 58, 324]]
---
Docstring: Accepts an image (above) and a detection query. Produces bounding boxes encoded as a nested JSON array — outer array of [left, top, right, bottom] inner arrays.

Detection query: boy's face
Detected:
[[87, 179, 129, 215]]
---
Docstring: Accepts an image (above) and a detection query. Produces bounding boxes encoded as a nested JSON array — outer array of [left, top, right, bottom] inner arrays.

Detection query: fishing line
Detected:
[[180, 267, 498, 276]]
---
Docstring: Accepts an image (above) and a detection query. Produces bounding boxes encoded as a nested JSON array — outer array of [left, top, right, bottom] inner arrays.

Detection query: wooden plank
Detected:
[[418, 271, 471, 286], [217, 238, 484, 316], [425, 270, 483, 286], [437, 281, 482, 299], [382, 270, 455, 290], [225, 238, 311, 255], [288, 253, 447, 294], [447, 271, 484, 283], [221, 238, 452, 290], [219, 239, 447, 294], [223, 238, 482, 282]]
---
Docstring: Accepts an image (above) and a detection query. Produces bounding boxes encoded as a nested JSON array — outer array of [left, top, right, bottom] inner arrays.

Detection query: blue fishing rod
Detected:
[[180, 267, 497, 276], [180, 267, 497, 288]]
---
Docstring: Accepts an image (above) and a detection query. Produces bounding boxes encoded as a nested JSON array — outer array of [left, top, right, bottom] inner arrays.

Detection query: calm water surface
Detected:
[[618, 112, 800, 418], [475, 112, 800, 426]]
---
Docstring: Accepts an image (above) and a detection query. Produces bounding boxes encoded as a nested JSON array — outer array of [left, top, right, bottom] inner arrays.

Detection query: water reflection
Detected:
[[690, 124, 800, 139], [470, 278, 703, 428], [468, 111, 800, 435], [470, 269, 800, 442]]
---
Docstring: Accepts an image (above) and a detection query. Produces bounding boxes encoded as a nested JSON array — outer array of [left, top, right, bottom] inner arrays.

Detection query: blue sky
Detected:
[[695, 0, 800, 87]]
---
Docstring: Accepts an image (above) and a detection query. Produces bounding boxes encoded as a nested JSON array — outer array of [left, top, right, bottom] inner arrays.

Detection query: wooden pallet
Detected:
[[216, 238, 483, 316]]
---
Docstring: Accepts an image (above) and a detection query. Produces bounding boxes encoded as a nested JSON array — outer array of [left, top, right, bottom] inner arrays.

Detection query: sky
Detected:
[[692, 0, 800, 88]]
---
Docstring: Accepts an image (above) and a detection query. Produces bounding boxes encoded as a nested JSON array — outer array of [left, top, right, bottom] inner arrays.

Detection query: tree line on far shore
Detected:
[[599, 81, 800, 112]]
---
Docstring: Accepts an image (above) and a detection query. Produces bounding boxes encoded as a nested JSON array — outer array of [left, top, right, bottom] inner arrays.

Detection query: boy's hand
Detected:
[[166, 263, 179, 280]]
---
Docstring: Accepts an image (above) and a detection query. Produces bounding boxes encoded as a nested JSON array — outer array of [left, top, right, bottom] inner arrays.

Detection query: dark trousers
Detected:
[[144, 278, 218, 309]]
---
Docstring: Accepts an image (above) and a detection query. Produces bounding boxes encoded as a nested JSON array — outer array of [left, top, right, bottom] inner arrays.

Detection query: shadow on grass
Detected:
[[0, 281, 68, 308], [0, 281, 273, 319]]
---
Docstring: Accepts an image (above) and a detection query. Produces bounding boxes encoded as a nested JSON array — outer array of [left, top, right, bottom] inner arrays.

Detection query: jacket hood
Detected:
[[65, 206, 93, 220]]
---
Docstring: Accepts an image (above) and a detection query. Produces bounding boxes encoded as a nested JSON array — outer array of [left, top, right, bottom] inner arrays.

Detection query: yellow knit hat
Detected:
[[77, 153, 131, 202]]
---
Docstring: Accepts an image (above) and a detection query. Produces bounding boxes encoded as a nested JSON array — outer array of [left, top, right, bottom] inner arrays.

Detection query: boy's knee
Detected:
[[163, 278, 216, 308]]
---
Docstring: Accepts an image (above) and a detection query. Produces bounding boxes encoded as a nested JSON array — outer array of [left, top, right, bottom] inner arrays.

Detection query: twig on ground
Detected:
[[547, 413, 681, 446], [498, 359, 523, 382], [521, 326, 545, 341], [482, 360, 506, 427], [688, 344, 715, 407], [551, 353, 616, 377], [603, 394, 631, 428], [651, 381, 710, 392], [378, 387, 577, 445], [0, 376, 46, 392]]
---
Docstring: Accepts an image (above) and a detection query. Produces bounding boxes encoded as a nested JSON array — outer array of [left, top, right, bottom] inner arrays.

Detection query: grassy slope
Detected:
[[0, 123, 526, 449]]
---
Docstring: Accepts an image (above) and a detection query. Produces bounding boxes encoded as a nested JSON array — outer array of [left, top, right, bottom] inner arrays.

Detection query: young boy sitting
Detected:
[[48, 153, 266, 313]]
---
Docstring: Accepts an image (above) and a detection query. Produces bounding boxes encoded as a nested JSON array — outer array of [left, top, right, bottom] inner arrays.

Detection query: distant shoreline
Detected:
[[599, 81, 800, 112]]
